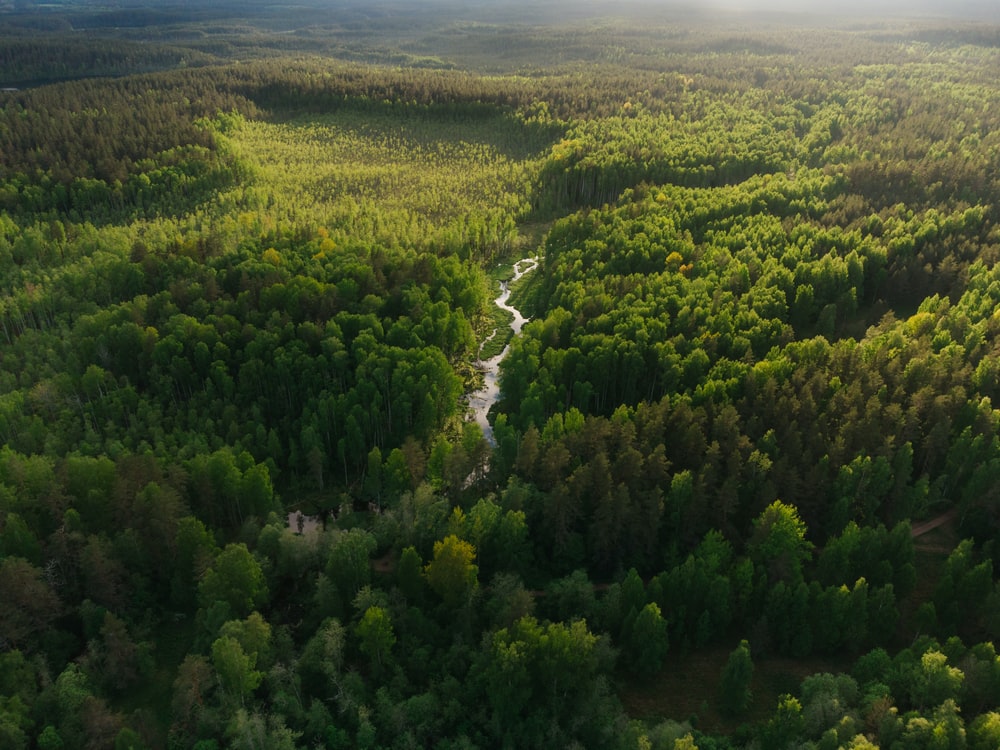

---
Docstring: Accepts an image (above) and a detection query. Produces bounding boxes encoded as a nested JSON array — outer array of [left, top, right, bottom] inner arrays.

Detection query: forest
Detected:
[[3, 0, 1000, 748]]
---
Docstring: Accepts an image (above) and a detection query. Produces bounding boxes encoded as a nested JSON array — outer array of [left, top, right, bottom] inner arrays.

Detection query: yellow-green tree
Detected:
[[424, 535, 478, 608], [355, 606, 395, 673], [749, 500, 813, 585], [211, 636, 262, 707]]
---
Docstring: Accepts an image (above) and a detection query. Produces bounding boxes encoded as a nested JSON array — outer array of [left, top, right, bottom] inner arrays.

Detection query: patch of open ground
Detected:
[[619, 641, 845, 734]]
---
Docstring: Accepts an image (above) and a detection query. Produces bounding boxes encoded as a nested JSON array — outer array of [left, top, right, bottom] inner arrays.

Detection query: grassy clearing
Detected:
[[619, 642, 845, 735]]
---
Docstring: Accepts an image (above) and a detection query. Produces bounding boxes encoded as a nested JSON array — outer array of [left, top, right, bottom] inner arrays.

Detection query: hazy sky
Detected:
[[618, 0, 999, 21], [754, 0, 986, 12], [397, 0, 1000, 24], [37, 0, 1000, 24]]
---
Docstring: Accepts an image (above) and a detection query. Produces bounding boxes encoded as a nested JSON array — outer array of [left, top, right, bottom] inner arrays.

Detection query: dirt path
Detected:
[[372, 551, 395, 575], [909, 507, 958, 538]]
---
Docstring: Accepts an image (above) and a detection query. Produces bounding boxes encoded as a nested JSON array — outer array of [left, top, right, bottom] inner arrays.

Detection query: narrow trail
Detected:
[[910, 507, 958, 539]]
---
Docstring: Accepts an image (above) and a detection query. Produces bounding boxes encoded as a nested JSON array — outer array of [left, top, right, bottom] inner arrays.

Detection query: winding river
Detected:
[[288, 257, 538, 531], [467, 256, 538, 445]]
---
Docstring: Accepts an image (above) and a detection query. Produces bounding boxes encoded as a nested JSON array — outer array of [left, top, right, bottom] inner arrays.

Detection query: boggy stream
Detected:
[[288, 257, 538, 531], [467, 256, 538, 445]]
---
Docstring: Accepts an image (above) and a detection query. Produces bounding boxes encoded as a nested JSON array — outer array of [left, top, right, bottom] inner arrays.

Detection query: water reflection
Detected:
[[467, 256, 538, 445]]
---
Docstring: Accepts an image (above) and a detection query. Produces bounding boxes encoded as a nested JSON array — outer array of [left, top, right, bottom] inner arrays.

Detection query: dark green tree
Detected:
[[720, 640, 754, 717], [198, 544, 268, 619], [624, 602, 669, 677]]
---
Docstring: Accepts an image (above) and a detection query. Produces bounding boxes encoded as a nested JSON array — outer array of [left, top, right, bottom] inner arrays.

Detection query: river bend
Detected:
[[467, 257, 538, 444]]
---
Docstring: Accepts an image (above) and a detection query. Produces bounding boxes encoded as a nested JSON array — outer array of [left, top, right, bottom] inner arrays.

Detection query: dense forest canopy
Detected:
[[3, 1, 1000, 749]]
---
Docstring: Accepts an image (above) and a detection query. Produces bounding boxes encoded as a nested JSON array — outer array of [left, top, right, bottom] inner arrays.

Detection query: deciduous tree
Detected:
[[424, 534, 478, 608]]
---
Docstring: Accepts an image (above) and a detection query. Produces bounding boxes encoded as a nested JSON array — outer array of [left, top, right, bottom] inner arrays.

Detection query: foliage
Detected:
[[719, 639, 754, 717], [3, 3, 1000, 748], [423, 534, 478, 608]]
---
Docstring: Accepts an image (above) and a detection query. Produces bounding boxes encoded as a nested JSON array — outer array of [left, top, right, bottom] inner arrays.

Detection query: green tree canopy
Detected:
[[424, 534, 479, 608], [198, 544, 268, 619], [720, 639, 754, 717]]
